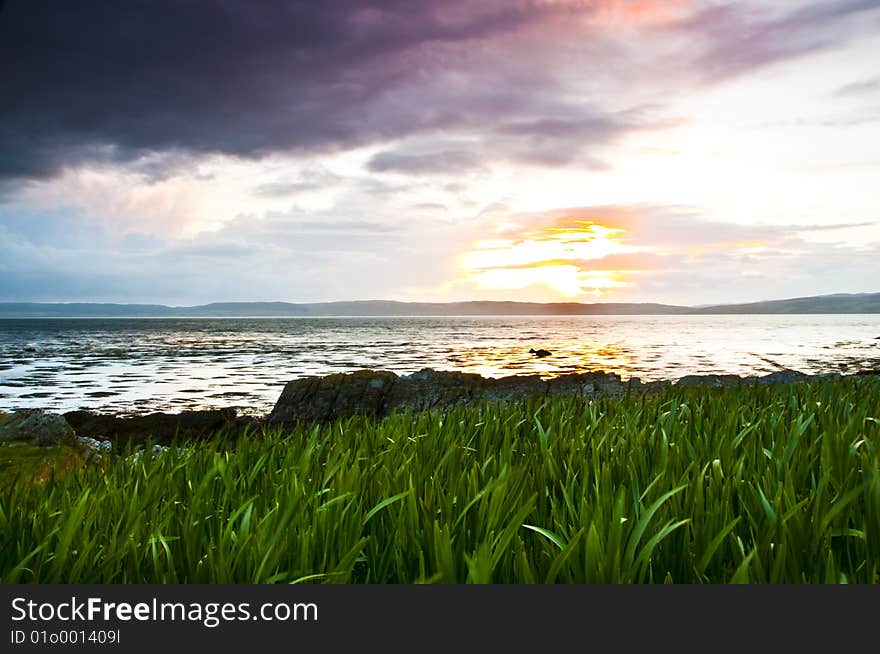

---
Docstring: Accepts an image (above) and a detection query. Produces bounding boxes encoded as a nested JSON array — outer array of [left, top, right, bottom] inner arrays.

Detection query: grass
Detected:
[[1, 377, 878, 583]]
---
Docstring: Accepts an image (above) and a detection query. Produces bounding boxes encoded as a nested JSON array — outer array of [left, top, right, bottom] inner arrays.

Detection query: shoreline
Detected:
[[3, 366, 878, 451]]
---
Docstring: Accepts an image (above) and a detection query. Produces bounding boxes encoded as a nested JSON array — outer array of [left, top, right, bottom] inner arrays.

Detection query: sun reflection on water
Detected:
[[445, 340, 637, 379]]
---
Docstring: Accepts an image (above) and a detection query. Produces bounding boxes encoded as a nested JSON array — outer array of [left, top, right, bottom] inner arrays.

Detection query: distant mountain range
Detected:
[[0, 293, 878, 317]]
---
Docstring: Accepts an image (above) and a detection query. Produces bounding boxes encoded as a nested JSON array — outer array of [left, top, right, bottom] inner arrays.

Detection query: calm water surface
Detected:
[[1, 315, 878, 415]]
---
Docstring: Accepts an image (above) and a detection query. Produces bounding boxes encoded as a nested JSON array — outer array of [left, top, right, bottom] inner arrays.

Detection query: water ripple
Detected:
[[1, 315, 878, 416]]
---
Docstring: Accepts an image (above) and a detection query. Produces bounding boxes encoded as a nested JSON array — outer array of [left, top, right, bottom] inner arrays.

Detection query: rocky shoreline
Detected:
[[2, 367, 878, 460], [264, 367, 837, 426]]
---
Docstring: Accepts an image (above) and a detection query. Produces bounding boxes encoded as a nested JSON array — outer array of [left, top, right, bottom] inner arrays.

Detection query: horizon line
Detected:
[[1, 291, 879, 307]]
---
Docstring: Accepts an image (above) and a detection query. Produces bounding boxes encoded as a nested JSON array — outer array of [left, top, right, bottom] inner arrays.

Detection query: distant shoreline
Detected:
[[1, 291, 879, 318], [2, 314, 880, 322]]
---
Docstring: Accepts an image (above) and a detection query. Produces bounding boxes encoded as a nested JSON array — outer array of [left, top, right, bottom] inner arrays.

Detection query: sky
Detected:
[[1, 0, 879, 306]]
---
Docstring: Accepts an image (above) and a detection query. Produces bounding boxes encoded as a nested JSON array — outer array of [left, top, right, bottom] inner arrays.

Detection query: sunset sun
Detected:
[[457, 220, 639, 298]]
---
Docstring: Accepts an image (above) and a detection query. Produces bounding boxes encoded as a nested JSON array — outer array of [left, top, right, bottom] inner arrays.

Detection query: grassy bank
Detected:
[[1, 377, 878, 583]]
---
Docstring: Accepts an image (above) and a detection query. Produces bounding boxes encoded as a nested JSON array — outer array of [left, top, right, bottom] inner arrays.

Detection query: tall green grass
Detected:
[[1, 377, 878, 583]]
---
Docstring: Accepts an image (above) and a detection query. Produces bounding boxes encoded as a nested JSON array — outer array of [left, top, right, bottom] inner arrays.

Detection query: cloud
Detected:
[[0, 1, 577, 181], [1, 1, 878, 305], [367, 149, 486, 176], [252, 168, 345, 197], [448, 204, 880, 303], [3, 1, 875, 183], [1, 199, 878, 305], [0, 199, 469, 304], [485, 110, 657, 168], [366, 105, 678, 175], [835, 77, 880, 97], [675, 0, 880, 84]]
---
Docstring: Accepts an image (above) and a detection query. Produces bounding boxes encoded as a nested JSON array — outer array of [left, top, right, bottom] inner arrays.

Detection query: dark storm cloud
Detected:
[[1, 0, 878, 183], [366, 108, 660, 174], [0, 0, 566, 180]]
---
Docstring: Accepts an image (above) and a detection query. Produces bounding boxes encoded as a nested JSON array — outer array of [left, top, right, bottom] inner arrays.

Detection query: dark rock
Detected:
[[63, 407, 244, 446], [643, 380, 672, 395], [268, 368, 628, 426], [484, 374, 545, 400], [757, 369, 808, 385], [267, 369, 397, 424], [547, 371, 623, 398], [675, 374, 742, 388], [385, 369, 485, 412], [0, 409, 77, 446]]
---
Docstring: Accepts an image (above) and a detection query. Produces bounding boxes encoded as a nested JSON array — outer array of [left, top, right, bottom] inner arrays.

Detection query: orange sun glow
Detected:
[[457, 220, 641, 298]]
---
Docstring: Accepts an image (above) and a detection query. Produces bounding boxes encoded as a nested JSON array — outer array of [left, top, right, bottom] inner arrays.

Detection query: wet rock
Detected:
[[63, 407, 245, 446], [0, 409, 77, 446]]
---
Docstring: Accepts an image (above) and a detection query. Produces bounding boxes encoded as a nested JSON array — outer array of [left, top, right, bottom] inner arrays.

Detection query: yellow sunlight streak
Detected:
[[457, 220, 639, 298]]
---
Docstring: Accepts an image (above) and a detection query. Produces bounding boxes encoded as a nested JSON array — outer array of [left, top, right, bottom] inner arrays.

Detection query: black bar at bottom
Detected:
[[1, 584, 876, 652]]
